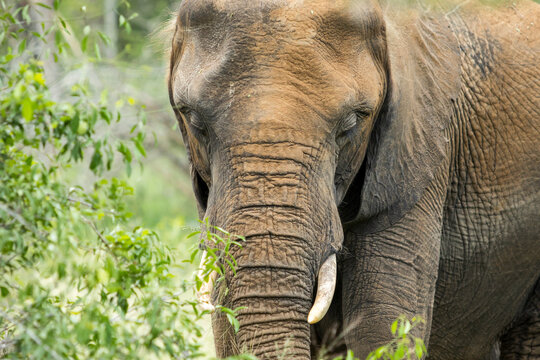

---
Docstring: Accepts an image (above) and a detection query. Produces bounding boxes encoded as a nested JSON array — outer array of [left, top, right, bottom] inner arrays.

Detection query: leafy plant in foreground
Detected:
[[187, 218, 246, 334], [365, 316, 427, 360], [328, 316, 427, 360], [0, 1, 227, 359]]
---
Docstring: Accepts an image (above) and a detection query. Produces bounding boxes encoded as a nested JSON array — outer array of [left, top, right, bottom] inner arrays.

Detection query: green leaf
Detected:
[[21, 97, 33, 121], [375, 346, 386, 357], [97, 268, 110, 284], [36, 2, 52, 9], [415, 338, 426, 359], [225, 313, 240, 333], [57, 263, 66, 279], [81, 35, 88, 52], [94, 43, 101, 60], [187, 231, 201, 239], [391, 319, 398, 335], [403, 319, 411, 335], [77, 120, 88, 135], [70, 112, 80, 133], [345, 350, 356, 360], [18, 38, 26, 54], [97, 31, 111, 45], [21, 5, 30, 23], [89, 151, 102, 172], [394, 345, 405, 359], [55, 28, 62, 47], [133, 136, 146, 157]]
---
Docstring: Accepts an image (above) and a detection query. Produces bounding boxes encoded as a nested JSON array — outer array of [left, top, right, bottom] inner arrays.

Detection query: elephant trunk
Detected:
[[231, 254, 337, 359], [231, 246, 313, 359], [205, 141, 343, 359], [216, 212, 318, 359], [209, 238, 337, 359]]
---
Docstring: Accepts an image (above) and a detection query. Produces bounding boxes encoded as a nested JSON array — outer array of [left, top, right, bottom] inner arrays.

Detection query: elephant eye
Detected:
[[355, 108, 371, 119], [179, 107, 202, 129], [337, 110, 370, 144], [178, 107, 208, 138]]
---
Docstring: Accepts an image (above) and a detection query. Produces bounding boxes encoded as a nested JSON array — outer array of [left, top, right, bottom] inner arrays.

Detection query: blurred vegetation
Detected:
[[0, 0, 214, 358]]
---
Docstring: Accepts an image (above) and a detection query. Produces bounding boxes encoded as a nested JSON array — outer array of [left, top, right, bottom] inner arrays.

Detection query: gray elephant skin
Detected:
[[166, 0, 540, 359]]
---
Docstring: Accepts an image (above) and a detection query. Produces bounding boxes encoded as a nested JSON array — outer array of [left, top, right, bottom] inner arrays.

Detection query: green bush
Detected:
[[0, 2, 211, 358]]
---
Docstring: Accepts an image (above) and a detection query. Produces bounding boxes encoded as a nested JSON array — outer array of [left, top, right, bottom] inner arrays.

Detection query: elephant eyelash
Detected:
[[355, 109, 371, 119], [341, 113, 358, 133], [337, 110, 371, 144], [341, 109, 369, 135], [341, 109, 370, 134], [188, 112, 205, 131]]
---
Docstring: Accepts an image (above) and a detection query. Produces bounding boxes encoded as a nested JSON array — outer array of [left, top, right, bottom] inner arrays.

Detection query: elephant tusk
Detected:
[[308, 254, 337, 324], [197, 250, 217, 313]]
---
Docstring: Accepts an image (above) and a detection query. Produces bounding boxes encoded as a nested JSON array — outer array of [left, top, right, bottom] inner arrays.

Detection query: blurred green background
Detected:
[[49, 0, 199, 228], [29, 0, 201, 248], [17, 0, 214, 354]]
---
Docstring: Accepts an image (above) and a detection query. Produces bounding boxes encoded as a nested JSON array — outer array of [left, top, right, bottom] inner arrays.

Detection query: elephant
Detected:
[[166, 0, 540, 359]]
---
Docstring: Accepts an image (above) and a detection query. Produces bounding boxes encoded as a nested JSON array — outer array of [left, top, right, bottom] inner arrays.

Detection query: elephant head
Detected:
[[168, 0, 459, 358]]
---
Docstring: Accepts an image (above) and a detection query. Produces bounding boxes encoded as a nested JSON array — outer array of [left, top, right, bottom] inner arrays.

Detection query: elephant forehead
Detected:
[[172, 4, 385, 113], [175, 0, 384, 58], [179, 0, 381, 23], [173, 43, 362, 125]]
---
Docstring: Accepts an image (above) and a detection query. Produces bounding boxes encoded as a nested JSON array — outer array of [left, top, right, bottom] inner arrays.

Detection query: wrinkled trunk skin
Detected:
[[216, 237, 314, 359], [205, 141, 342, 359]]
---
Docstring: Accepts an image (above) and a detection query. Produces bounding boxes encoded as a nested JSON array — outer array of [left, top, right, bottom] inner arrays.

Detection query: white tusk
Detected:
[[307, 254, 337, 324], [197, 250, 217, 313]]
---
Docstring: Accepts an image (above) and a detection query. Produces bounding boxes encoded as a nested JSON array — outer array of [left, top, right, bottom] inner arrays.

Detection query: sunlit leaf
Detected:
[[21, 97, 33, 121]]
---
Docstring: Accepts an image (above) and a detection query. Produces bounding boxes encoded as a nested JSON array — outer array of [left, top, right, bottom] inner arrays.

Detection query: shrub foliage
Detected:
[[0, 2, 211, 358]]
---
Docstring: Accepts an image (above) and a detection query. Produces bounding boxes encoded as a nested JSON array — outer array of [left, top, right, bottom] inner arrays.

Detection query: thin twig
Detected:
[[84, 218, 112, 250], [0, 203, 47, 240], [1, 322, 16, 335], [66, 196, 119, 216], [66, 197, 95, 209], [0, 253, 18, 268], [0, 204, 32, 231], [0, 338, 15, 357]]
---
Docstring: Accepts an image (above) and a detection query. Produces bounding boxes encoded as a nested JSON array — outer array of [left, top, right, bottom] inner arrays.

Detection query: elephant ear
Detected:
[[168, 16, 210, 219], [349, 14, 461, 233]]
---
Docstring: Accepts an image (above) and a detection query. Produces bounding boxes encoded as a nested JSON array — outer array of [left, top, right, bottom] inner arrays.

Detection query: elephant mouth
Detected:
[[337, 153, 368, 223], [193, 168, 210, 213]]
